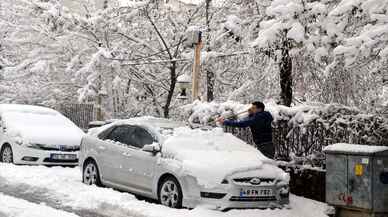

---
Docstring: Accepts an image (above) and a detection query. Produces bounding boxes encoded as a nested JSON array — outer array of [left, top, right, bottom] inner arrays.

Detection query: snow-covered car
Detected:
[[80, 117, 290, 210], [0, 104, 84, 166]]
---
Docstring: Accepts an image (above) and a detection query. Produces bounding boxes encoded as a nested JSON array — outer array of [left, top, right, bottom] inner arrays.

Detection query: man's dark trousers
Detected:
[[257, 141, 275, 159]]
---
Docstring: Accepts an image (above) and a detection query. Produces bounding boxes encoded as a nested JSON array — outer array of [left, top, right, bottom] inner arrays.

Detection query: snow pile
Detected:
[[181, 100, 250, 125], [324, 143, 388, 154], [0, 164, 329, 217], [0, 193, 79, 217], [161, 127, 288, 187]]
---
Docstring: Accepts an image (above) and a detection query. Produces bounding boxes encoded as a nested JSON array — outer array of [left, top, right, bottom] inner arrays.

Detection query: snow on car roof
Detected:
[[324, 143, 388, 154], [88, 116, 185, 136], [0, 104, 59, 116]]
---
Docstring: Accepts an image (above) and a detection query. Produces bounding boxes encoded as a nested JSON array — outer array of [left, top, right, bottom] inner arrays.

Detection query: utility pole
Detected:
[[192, 32, 202, 101]]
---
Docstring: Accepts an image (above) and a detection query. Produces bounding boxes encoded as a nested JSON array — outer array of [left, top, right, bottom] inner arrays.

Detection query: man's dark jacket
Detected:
[[223, 111, 273, 145]]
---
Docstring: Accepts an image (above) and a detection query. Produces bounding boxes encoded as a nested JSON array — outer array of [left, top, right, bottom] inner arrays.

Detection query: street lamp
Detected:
[[177, 74, 191, 100]]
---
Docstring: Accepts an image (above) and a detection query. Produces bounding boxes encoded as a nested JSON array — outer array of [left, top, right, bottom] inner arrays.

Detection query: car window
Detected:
[[132, 127, 154, 149], [97, 126, 116, 140], [106, 125, 137, 147]]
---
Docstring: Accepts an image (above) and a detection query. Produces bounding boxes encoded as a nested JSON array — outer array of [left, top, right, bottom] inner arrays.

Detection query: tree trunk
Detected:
[[206, 69, 215, 102], [205, 0, 215, 102], [163, 62, 177, 118], [279, 40, 293, 107]]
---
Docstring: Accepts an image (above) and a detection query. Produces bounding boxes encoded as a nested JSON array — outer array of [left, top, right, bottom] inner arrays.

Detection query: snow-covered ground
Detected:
[[0, 163, 329, 217], [0, 193, 79, 217]]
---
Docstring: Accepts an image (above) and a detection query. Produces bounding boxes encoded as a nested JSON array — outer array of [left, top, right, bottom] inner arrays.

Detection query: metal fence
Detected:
[[226, 118, 388, 161], [57, 104, 95, 130]]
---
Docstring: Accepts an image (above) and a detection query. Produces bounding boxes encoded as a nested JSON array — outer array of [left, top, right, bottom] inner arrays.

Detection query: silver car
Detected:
[[79, 117, 289, 210]]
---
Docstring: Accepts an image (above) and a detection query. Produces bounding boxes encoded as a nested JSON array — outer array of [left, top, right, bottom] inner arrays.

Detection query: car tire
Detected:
[[82, 160, 102, 187], [0, 144, 13, 163], [158, 176, 183, 208]]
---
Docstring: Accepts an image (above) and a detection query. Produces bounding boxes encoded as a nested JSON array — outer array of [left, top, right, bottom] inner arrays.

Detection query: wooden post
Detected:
[[192, 40, 202, 101]]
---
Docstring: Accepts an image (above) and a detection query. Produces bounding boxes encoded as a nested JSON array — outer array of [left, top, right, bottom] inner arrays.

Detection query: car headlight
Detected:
[[26, 143, 41, 149], [14, 138, 24, 146]]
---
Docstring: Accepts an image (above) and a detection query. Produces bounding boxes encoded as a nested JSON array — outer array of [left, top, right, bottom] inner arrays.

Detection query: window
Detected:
[[106, 126, 137, 147], [132, 127, 154, 149], [102, 125, 154, 149], [97, 126, 116, 140]]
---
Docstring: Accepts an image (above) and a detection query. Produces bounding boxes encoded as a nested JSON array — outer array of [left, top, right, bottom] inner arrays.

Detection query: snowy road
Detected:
[[0, 193, 79, 217], [0, 163, 329, 217]]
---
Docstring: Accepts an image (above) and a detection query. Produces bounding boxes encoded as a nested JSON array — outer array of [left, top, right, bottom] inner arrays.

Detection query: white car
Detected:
[[80, 117, 290, 210], [0, 104, 84, 166]]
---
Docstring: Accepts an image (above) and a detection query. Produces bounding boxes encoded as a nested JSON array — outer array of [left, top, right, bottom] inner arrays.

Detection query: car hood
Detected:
[[7, 125, 84, 147], [160, 127, 288, 187]]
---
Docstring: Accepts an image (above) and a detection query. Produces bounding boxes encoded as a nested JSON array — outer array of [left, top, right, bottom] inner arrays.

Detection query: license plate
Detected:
[[50, 154, 77, 160], [240, 188, 273, 197]]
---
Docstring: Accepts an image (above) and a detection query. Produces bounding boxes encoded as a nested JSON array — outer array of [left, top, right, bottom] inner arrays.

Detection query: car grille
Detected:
[[229, 196, 277, 202], [233, 177, 275, 185], [200, 192, 227, 199], [43, 158, 78, 163], [34, 144, 80, 152]]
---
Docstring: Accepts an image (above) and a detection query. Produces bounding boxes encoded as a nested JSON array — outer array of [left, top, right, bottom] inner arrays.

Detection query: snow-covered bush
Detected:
[[181, 100, 388, 162]]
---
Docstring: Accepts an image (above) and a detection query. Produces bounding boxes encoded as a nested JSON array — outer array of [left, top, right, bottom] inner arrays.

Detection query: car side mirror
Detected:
[[142, 144, 161, 155]]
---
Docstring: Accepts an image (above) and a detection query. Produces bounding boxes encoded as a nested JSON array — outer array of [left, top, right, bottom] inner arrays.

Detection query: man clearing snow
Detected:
[[217, 101, 275, 158]]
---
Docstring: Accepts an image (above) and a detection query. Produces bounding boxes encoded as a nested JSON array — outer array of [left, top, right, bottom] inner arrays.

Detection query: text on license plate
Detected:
[[50, 154, 77, 160], [240, 188, 273, 197]]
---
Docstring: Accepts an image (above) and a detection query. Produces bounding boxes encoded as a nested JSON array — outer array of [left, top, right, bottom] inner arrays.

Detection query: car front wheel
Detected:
[[83, 160, 102, 186], [0, 144, 13, 163], [158, 176, 183, 208]]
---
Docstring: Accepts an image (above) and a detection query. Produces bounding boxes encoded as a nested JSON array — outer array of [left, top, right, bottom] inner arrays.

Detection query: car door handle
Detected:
[[122, 152, 132, 157]]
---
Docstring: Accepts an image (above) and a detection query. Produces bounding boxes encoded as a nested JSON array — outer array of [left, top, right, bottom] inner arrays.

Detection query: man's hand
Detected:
[[216, 117, 225, 125]]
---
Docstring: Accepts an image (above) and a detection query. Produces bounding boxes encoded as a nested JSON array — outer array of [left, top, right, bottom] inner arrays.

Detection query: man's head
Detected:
[[249, 101, 265, 114]]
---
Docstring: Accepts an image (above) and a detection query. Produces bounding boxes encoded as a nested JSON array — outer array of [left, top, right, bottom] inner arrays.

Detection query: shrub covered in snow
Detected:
[[181, 100, 388, 163]]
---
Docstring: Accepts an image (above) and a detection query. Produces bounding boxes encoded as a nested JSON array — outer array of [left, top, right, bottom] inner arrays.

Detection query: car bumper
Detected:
[[199, 194, 289, 210], [201, 189, 288, 210], [181, 177, 289, 210], [12, 145, 79, 166]]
